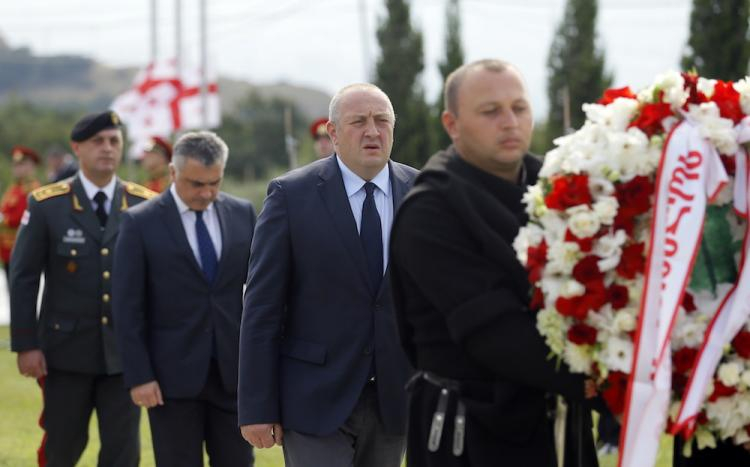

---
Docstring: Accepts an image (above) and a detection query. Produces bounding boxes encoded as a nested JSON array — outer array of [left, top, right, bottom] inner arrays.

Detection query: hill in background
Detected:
[[0, 35, 330, 120]]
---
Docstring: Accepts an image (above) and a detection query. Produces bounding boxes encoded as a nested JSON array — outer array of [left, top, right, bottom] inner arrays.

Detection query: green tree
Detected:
[[434, 0, 465, 150], [375, 0, 434, 168], [546, 0, 611, 149], [217, 92, 304, 180], [682, 0, 750, 80]]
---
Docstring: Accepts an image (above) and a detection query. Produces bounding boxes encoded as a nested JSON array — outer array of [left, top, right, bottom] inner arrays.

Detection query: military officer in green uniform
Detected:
[[9, 111, 157, 467]]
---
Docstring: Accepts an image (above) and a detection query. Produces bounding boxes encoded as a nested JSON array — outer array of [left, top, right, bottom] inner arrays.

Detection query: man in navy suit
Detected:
[[239, 83, 418, 467], [113, 131, 256, 466]]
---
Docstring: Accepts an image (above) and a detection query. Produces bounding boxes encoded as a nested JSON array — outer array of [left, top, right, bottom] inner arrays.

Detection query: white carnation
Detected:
[[514, 224, 545, 265], [567, 209, 601, 239], [593, 230, 627, 271], [734, 78, 750, 115], [592, 196, 618, 225], [559, 280, 585, 298], [687, 102, 739, 155], [718, 362, 742, 387], [654, 71, 688, 109], [613, 309, 637, 333], [697, 77, 717, 98], [546, 241, 581, 275]]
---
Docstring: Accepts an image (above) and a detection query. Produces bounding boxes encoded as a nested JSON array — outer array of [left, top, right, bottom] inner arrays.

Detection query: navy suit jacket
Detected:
[[113, 190, 256, 398], [238, 155, 418, 436]]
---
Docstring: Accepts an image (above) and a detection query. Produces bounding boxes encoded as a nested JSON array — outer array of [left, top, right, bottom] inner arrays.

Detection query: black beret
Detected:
[[70, 111, 122, 142]]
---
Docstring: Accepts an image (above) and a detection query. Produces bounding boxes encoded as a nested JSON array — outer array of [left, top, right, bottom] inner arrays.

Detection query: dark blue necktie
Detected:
[[194, 210, 218, 283], [94, 191, 108, 227], [360, 182, 383, 294]]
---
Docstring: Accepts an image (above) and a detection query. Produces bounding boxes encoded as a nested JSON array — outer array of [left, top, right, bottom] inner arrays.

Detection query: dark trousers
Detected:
[[282, 381, 405, 467], [41, 368, 140, 467], [147, 360, 253, 467]]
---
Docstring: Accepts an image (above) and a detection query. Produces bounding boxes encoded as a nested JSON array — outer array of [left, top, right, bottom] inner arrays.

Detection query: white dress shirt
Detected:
[[170, 184, 223, 265], [79, 172, 117, 214], [336, 156, 392, 272]]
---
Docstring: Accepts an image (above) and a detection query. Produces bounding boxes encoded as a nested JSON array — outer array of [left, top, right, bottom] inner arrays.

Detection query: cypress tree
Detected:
[[434, 0, 465, 150], [682, 0, 750, 80], [546, 0, 611, 149], [375, 0, 433, 168]]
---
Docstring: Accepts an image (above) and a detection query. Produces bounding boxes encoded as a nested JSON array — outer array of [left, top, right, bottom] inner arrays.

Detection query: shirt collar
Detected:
[[336, 155, 391, 198], [79, 172, 117, 202], [169, 184, 215, 215]]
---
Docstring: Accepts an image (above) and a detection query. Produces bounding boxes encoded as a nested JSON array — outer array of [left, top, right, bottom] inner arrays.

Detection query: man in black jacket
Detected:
[[389, 59, 597, 466]]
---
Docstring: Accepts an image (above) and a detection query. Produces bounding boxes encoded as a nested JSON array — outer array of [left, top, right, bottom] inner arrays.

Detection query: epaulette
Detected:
[[124, 182, 158, 200], [31, 182, 71, 202]]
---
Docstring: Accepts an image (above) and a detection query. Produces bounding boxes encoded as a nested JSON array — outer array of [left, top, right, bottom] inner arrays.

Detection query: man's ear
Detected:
[[441, 110, 459, 142], [326, 121, 338, 147], [70, 142, 80, 159], [169, 163, 177, 182]]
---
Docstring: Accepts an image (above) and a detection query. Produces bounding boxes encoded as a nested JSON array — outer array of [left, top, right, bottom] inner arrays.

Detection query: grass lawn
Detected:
[[0, 324, 674, 466], [0, 326, 284, 466]]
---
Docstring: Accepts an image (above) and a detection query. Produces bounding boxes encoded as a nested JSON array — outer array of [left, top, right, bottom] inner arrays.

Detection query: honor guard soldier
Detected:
[[141, 136, 172, 193], [0, 146, 41, 279], [310, 117, 334, 159], [9, 111, 157, 467]]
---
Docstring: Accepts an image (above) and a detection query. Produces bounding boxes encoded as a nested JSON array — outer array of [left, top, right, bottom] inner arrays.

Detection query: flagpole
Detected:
[[175, 0, 182, 94], [150, 0, 158, 63], [199, 0, 208, 130]]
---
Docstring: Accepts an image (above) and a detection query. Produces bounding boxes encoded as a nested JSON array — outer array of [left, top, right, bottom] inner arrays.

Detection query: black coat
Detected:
[[390, 147, 597, 466]]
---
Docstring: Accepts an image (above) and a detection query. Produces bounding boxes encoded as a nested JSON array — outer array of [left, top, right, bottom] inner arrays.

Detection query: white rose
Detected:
[[718, 362, 742, 387], [559, 280, 585, 298], [613, 309, 636, 333], [567, 209, 601, 239], [592, 196, 618, 225]]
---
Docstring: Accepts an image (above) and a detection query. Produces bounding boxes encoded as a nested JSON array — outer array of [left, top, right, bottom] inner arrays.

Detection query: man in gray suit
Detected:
[[113, 131, 256, 466], [10, 111, 155, 466], [239, 83, 418, 467]]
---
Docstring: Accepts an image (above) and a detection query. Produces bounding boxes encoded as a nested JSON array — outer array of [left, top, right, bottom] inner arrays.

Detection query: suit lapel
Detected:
[[101, 180, 123, 245], [317, 156, 371, 291], [160, 191, 205, 280], [70, 177, 103, 242]]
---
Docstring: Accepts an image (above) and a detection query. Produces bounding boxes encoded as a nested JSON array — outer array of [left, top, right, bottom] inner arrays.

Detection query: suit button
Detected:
[[102, 293, 110, 303], [101, 247, 110, 256], [102, 270, 110, 280], [53, 323, 60, 330], [70, 249, 78, 256], [101, 316, 109, 325]]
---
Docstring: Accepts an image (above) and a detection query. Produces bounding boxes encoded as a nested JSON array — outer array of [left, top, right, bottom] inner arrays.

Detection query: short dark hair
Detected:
[[172, 131, 228, 171], [443, 59, 514, 116]]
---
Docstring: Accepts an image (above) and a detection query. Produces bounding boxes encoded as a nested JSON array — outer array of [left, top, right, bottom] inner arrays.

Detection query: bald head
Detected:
[[328, 83, 395, 125], [444, 59, 527, 116]]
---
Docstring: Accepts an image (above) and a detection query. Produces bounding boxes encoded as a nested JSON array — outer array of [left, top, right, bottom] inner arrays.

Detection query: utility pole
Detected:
[[199, 0, 208, 129]]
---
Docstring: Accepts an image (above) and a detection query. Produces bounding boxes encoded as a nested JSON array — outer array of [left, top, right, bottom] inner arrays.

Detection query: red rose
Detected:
[[607, 284, 629, 309], [613, 211, 635, 235], [556, 295, 590, 320], [711, 80, 744, 124], [567, 323, 598, 345], [545, 174, 593, 210], [616, 243, 646, 279], [527, 240, 548, 283], [565, 229, 594, 253], [583, 280, 609, 312], [530, 287, 544, 311], [616, 176, 654, 218], [732, 330, 750, 359], [682, 72, 709, 108], [629, 102, 674, 138], [598, 86, 637, 105], [572, 255, 604, 286], [682, 292, 697, 313], [672, 347, 698, 374], [602, 371, 629, 415], [708, 380, 737, 402]]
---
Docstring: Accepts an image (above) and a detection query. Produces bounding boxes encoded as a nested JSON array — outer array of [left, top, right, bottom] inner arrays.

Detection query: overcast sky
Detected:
[[0, 0, 692, 118]]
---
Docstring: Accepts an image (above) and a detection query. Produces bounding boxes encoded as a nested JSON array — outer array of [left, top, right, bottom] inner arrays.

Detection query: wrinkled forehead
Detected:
[[338, 89, 394, 120]]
